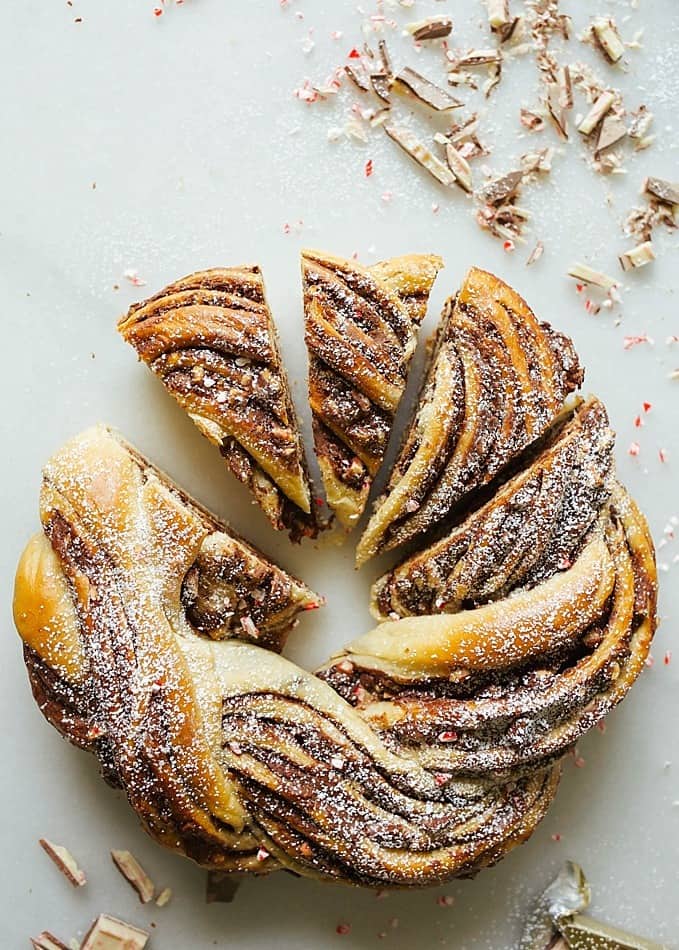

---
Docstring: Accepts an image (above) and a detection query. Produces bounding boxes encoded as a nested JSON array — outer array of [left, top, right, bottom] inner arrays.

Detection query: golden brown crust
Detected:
[[302, 250, 443, 530], [13, 414, 656, 887], [371, 397, 614, 620], [12, 266, 657, 892], [118, 267, 321, 542], [356, 267, 583, 565]]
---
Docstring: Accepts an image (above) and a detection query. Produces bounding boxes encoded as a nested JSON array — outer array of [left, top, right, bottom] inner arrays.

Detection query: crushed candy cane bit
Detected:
[[123, 269, 146, 287]]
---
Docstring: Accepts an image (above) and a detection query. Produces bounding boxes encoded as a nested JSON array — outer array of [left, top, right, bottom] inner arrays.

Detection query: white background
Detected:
[[1, 1, 678, 947]]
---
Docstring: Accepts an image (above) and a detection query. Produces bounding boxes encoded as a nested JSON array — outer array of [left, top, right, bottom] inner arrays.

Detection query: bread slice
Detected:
[[356, 267, 584, 565], [301, 249, 443, 530], [118, 267, 321, 542]]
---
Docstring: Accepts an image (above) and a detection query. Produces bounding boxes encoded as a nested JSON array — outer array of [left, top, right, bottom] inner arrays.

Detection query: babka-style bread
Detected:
[[302, 250, 443, 530], [371, 397, 614, 620], [13, 417, 656, 886], [356, 267, 583, 565], [118, 267, 321, 542], [13, 265, 657, 891]]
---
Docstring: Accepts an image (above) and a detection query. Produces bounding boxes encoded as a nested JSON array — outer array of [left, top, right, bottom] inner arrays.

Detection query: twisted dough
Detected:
[[302, 250, 443, 529], [356, 267, 584, 565], [118, 267, 321, 542], [14, 421, 655, 887]]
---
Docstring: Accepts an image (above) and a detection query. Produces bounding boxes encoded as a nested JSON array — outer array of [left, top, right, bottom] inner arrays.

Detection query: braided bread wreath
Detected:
[[13, 258, 657, 890]]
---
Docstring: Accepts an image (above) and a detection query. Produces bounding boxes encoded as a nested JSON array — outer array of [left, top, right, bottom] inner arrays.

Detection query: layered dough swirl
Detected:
[[13, 409, 656, 886], [119, 267, 320, 542], [356, 267, 584, 565], [302, 250, 443, 530]]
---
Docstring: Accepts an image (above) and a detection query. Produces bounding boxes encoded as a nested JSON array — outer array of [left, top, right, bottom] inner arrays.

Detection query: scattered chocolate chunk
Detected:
[[644, 177, 679, 207], [206, 870, 242, 903], [39, 839, 87, 888], [80, 915, 148, 950], [478, 170, 523, 204], [526, 240, 544, 266], [560, 66, 573, 109], [377, 39, 392, 77], [628, 106, 653, 141], [447, 69, 479, 90], [521, 147, 553, 175], [110, 850, 155, 903], [520, 108, 545, 131], [476, 201, 529, 242], [394, 67, 463, 111], [567, 263, 618, 290], [619, 241, 656, 271], [455, 49, 503, 68], [31, 934, 69, 950], [384, 124, 457, 187], [370, 72, 392, 102], [344, 63, 370, 92], [406, 16, 453, 41], [483, 63, 503, 98], [155, 887, 173, 907], [445, 144, 473, 193], [595, 114, 626, 154], [591, 17, 625, 64], [546, 83, 568, 139], [577, 91, 615, 136]]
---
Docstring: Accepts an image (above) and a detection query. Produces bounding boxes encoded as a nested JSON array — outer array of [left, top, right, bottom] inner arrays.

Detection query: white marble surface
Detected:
[[1, 1, 678, 946]]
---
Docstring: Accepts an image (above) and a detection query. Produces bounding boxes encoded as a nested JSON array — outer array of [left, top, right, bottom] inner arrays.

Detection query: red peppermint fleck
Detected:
[[331, 30, 343, 40], [645, 654, 655, 668], [352, 684, 369, 704], [433, 773, 449, 787], [256, 848, 270, 862], [664, 651, 672, 666], [503, 240, 515, 253], [438, 730, 458, 743], [623, 334, 652, 350], [283, 223, 292, 234], [365, 158, 374, 178], [628, 441, 640, 457], [336, 923, 351, 936], [432, 202, 440, 214], [551, 833, 562, 842], [123, 268, 146, 286], [436, 895, 455, 907], [634, 415, 643, 429], [575, 283, 584, 293], [348, 47, 361, 59], [153, 6, 163, 16], [574, 756, 586, 768], [659, 448, 668, 463], [643, 401, 652, 413]]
